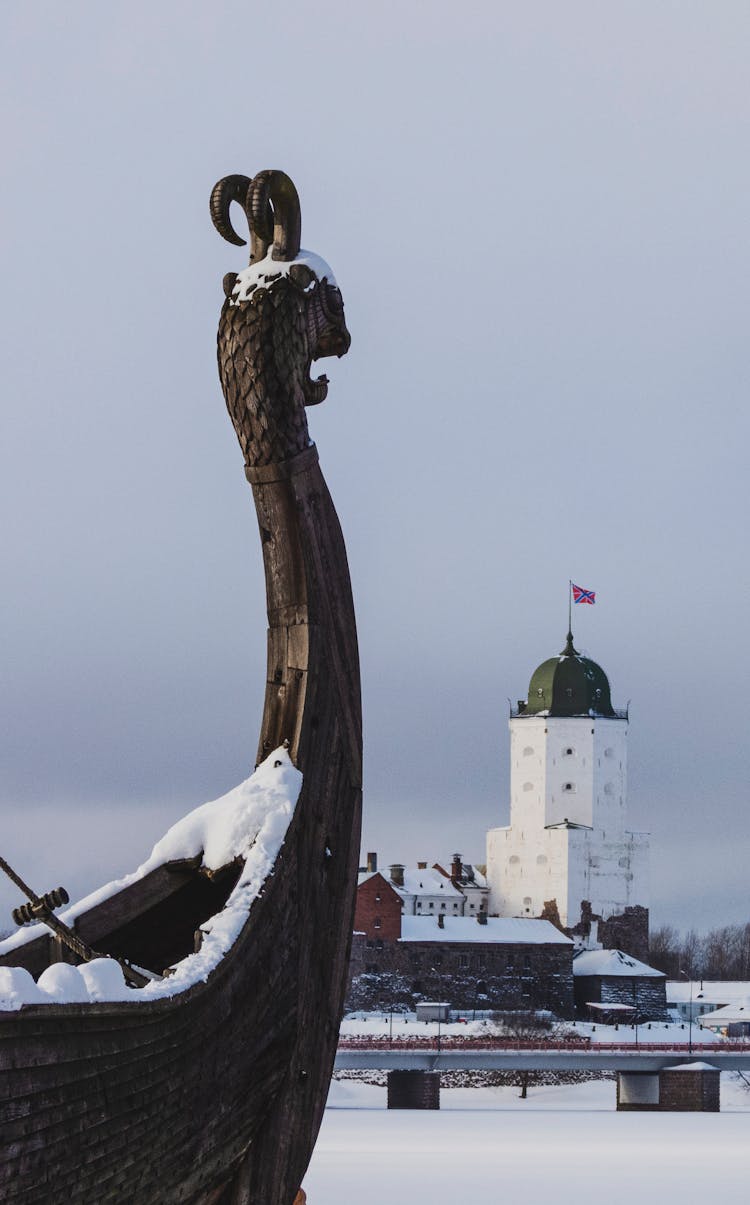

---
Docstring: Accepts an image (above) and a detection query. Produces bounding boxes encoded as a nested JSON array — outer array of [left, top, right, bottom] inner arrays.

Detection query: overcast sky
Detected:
[[1, 2, 748, 933]]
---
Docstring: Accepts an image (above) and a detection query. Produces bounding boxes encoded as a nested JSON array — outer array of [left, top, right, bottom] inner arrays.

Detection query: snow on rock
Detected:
[[231, 249, 336, 304], [0, 966, 46, 1010], [79, 958, 132, 1002], [37, 963, 90, 1004], [0, 748, 302, 1009]]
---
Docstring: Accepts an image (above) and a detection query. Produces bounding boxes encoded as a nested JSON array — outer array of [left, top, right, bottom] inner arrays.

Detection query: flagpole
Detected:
[[568, 579, 572, 638]]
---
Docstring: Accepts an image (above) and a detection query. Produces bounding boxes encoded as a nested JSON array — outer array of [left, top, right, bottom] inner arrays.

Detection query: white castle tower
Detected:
[[486, 631, 648, 932]]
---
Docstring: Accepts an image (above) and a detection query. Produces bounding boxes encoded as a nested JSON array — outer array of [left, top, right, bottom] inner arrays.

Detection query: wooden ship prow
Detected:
[[0, 169, 362, 1204]]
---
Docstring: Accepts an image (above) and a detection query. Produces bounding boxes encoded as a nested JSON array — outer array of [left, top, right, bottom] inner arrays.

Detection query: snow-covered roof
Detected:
[[698, 999, 750, 1025], [585, 1001, 635, 1011], [573, 949, 665, 978], [399, 916, 572, 945], [395, 868, 464, 899], [454, 863, 487, 889], [663, 1061, 719, 1072], [667, 980, 750, 1005]]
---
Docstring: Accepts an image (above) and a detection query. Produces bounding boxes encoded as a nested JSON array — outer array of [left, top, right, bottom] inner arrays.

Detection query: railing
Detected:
[[338, 1035, 750, 1053], [508, 706, 629, 720]]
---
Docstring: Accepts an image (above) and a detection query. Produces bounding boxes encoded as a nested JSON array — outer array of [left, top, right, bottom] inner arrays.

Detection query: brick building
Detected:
[[355, 872, 403, 943], [358, 853, 488, 919]]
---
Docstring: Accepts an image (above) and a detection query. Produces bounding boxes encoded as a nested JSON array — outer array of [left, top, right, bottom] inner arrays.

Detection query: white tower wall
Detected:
[[488, 713, 647, 928]]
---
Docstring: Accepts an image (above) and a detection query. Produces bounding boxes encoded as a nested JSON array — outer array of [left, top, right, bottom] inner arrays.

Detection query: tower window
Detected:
[[564, 747, 574, 756], [522, 781, 534, 792], [562, 782, 575, 793], [523, 746, 534, 757], [536, 854, 547, 865], [537, 688, 544, 697], [566, 687, 573, 698]]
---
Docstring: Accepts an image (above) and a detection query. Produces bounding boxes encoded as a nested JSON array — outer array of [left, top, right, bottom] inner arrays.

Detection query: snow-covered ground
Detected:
[[303, 1077, 750, 1203]]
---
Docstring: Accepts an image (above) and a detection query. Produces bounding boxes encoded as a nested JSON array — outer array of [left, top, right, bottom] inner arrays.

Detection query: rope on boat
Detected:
[[0, 853, 149, 989]]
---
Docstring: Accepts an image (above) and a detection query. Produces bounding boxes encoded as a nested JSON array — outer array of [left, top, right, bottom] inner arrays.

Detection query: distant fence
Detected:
[[338, 1035, 750, 1054]]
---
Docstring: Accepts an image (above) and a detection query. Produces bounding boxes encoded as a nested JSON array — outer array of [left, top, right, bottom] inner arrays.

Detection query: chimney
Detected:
[[477, 912, 488, 925], [451, 853, 462, 887], [366, 851, 377, 873], [389, 864, 405, 888], [437, 913, 445, 929]]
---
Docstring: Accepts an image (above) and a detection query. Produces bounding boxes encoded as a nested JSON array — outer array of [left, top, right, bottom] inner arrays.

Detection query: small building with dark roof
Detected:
[[573, 948, 669, 1020]]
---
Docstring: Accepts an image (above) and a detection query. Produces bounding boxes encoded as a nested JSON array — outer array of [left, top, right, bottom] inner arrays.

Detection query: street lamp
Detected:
[[431, 965, 444, 1051], [680, 969, 693, 1055]]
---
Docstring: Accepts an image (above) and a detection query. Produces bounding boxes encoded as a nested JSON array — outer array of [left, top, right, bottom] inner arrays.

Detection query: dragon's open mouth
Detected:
[[304, 364, 329, 406]]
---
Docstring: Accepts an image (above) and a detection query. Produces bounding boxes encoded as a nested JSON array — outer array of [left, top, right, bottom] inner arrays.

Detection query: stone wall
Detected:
[[387, 1071, 440, 1110], [574, 973, 669, 1020], [658, 1068, 720, 1112], [598, 906, 650, 963], [568, 901, 650, 963], [346, 934, 574, 1017]]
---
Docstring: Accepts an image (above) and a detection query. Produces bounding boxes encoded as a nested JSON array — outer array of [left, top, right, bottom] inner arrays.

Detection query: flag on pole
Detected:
[[572, 583, 596, 605]]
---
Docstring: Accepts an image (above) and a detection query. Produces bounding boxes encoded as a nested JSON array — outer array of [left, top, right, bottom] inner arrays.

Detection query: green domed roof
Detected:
[[521, 632, 616, 718]]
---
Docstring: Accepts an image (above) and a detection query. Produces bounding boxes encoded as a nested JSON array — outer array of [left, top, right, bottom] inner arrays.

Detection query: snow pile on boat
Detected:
[[0, 748, 301, 1009]]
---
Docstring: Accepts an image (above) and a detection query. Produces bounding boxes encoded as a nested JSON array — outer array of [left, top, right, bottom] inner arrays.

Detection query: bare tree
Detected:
[[490, 1010, 553, 1099]]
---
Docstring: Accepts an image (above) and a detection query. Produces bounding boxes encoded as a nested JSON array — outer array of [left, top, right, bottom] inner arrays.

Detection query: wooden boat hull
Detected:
[[0, 449, 362, 1203]]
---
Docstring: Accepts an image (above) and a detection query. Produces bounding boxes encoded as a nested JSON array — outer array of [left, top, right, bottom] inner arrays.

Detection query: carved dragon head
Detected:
[[211, 170, 350, 467]]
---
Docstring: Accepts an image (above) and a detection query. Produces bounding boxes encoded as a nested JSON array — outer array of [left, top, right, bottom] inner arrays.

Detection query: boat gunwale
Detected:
[[0, 792, 301, 1024]]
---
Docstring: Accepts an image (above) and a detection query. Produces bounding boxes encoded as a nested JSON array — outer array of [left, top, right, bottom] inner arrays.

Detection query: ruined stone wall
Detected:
[[346, 934, 574, 1018], [568, 902, 650, 963]]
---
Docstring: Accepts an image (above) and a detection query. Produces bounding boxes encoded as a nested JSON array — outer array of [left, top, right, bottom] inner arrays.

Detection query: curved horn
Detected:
[[251, 170, 301, 261], [246, 177, 275, 264], [210, 175, 252, 247]]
